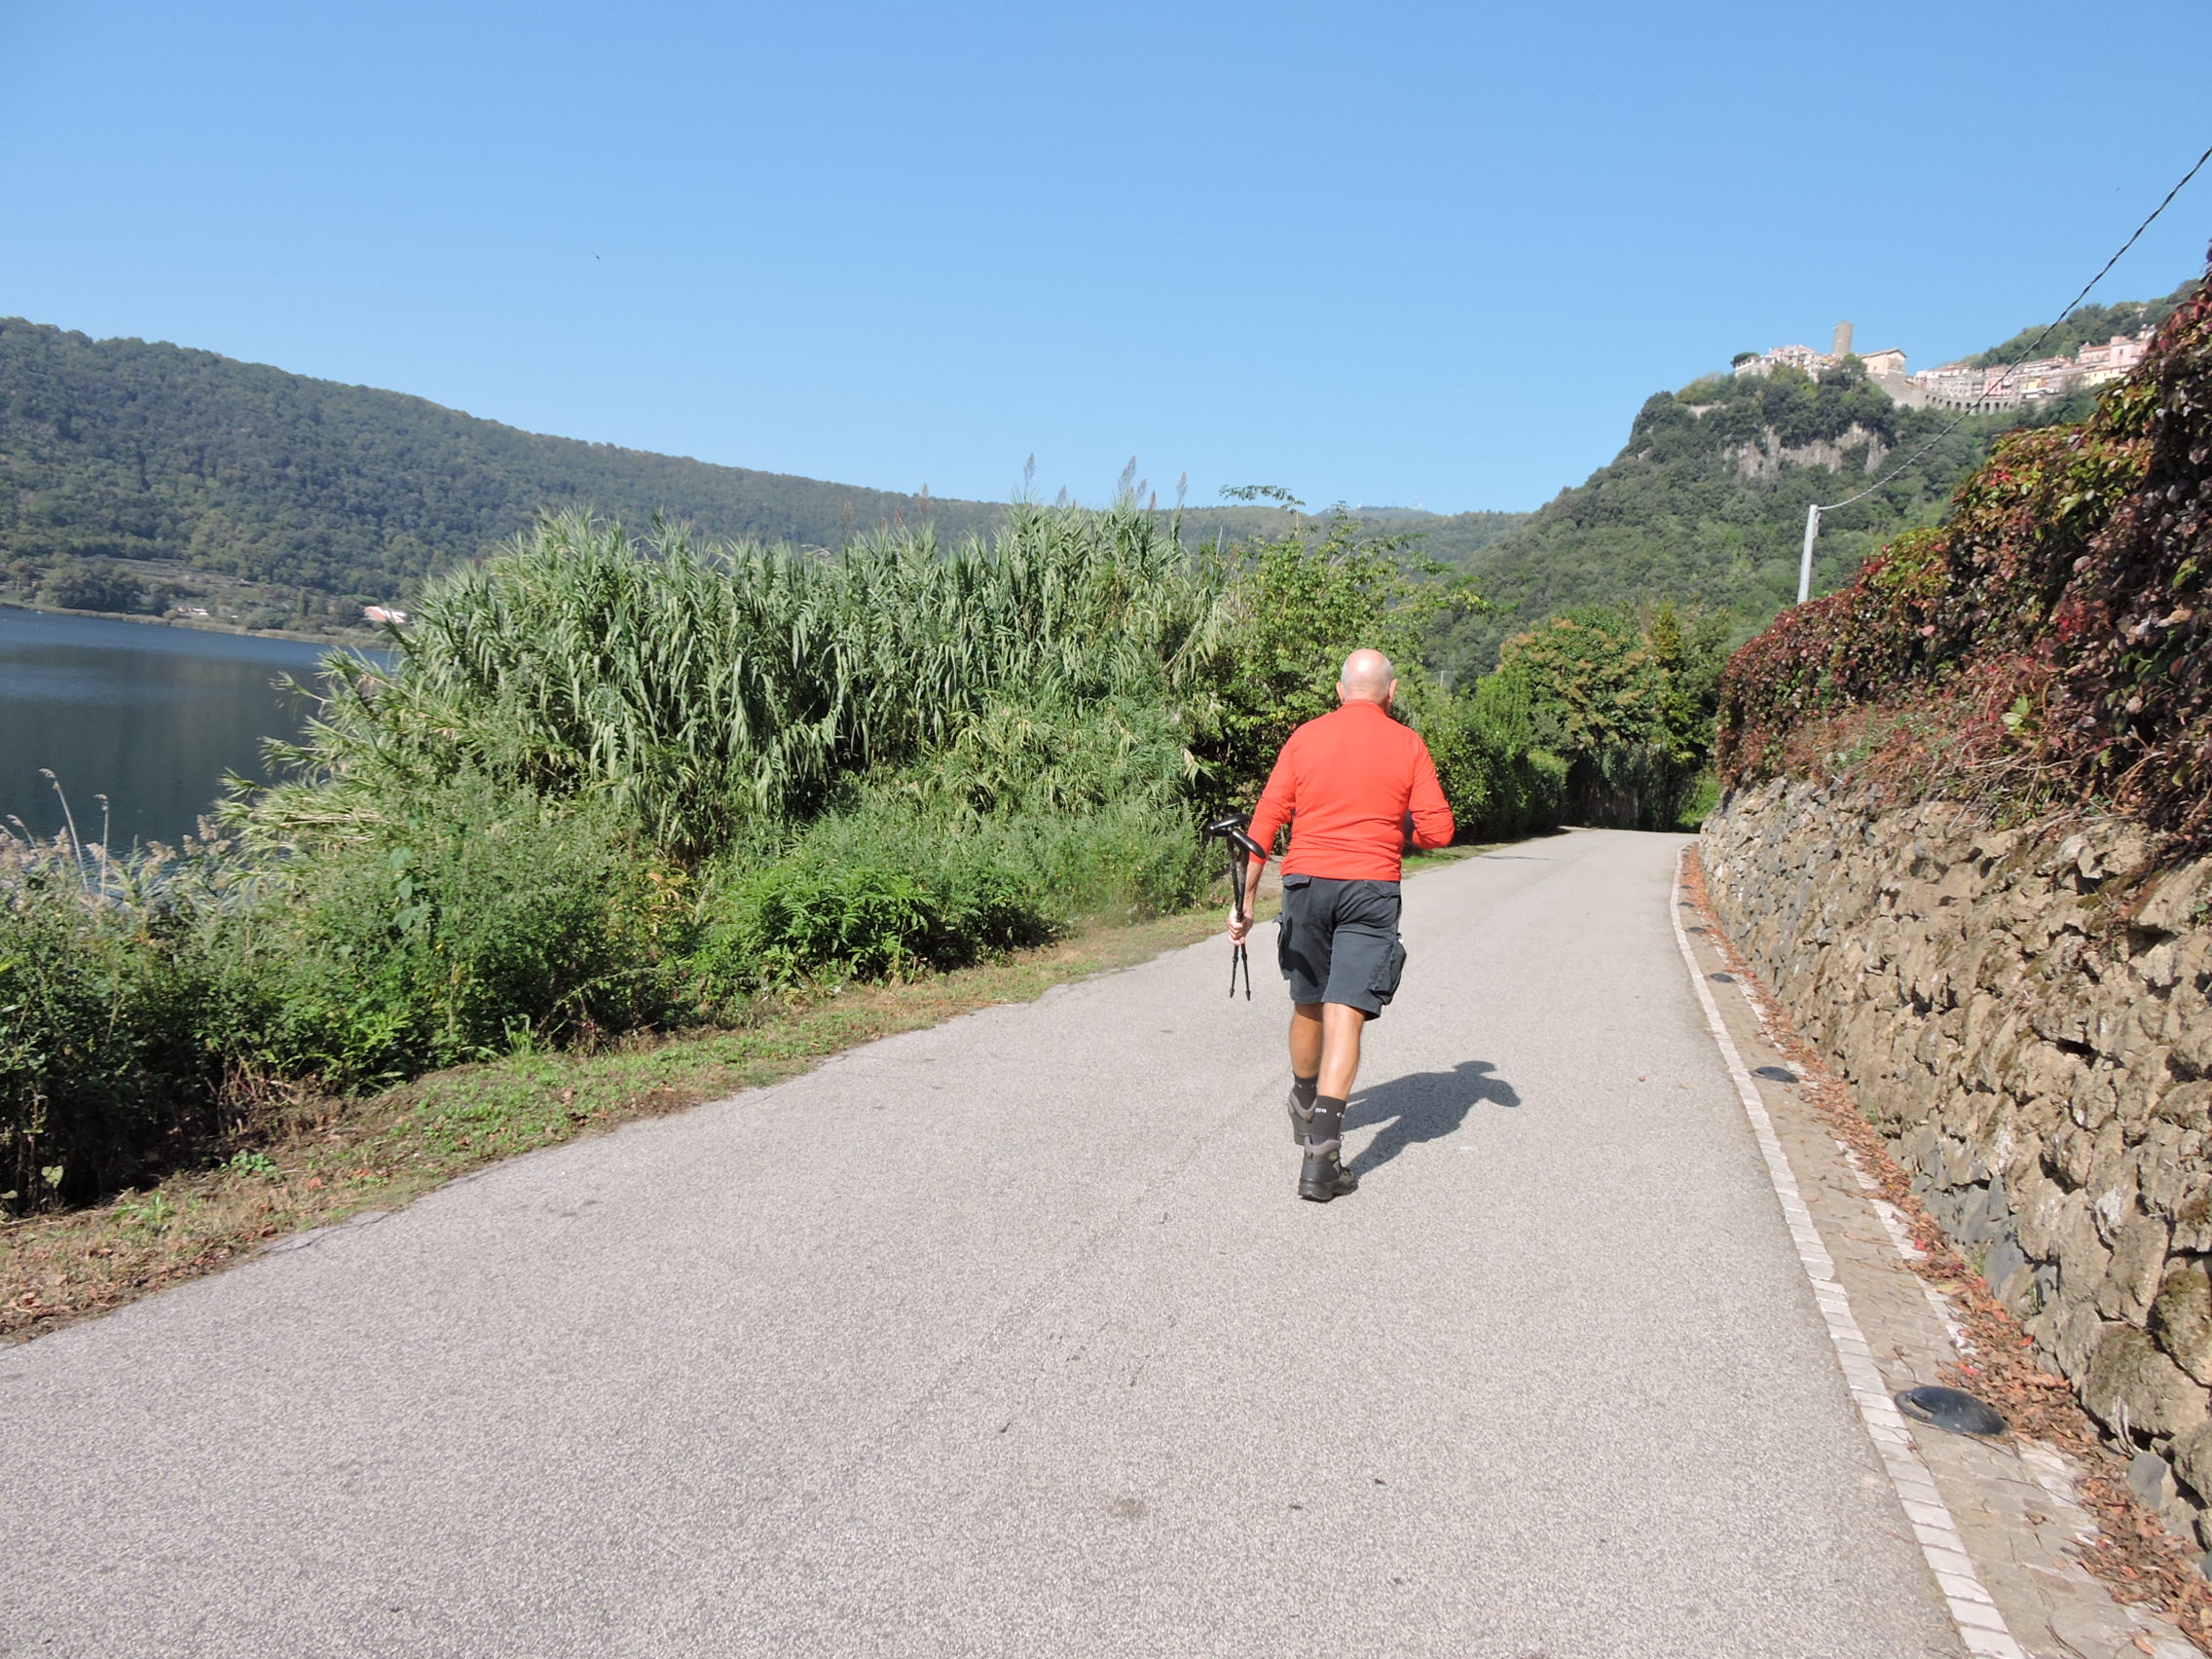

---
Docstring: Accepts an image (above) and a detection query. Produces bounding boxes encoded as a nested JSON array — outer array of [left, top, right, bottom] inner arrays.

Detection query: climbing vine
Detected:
[[1716, 249, 2212, 846]]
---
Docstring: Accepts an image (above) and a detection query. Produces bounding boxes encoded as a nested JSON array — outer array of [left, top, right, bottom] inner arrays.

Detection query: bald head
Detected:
[[1338, 648, 1397, 708]]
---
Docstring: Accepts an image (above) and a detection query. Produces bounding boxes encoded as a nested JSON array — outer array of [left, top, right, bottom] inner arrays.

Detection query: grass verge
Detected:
[[3, 903, 1244, 1344]]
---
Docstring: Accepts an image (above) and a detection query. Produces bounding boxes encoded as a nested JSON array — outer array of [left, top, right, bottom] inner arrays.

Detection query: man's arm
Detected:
[[1407, 739, 1455, 850], [1232, 734, 1302, 940], [1245, 733, 1300, 865]]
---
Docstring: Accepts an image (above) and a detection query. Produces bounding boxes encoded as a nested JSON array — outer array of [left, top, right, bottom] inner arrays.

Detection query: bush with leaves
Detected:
[[213, 782, 685, 1092], [0, 834, 232, 1206], [1414, 673, 1568, 841], [37, 558, 160, 614], [690, 829, 1038, 993], [1498, 601, 1728, 830]]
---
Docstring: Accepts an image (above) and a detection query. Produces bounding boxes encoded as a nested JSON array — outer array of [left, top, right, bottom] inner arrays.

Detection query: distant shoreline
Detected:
[[0, 598, 380, 650]]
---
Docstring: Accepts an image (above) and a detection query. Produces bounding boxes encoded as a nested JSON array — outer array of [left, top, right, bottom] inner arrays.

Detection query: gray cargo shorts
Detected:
[[1275, 873, 1407, 1018]]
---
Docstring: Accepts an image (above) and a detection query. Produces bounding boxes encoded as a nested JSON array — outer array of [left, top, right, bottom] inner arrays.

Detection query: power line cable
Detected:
[[1794, 139, 2212, 601]]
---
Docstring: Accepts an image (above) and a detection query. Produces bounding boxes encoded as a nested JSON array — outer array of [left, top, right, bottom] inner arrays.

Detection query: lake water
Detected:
[[0, 608, 381, 849]]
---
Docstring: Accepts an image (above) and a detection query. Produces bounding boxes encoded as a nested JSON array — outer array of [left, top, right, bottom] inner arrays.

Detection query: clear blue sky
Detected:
[[3, 0, 2208, 513]]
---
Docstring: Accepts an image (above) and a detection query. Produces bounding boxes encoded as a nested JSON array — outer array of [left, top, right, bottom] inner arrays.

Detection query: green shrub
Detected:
[[1496, 602, 1727, 831], [1410, 674, 1565, 841], [691, 847, 1038, 991], [222, 784, 683, 1090], [0, 839, 225, 1205], [37, 559, 158, 614], [686, 789, 1210, 995]]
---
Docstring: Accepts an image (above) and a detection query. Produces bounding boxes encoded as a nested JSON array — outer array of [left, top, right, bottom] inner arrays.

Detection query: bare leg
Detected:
[[1289, 1002, 1324, 1080], [1318, 1002, 1367, 1100]]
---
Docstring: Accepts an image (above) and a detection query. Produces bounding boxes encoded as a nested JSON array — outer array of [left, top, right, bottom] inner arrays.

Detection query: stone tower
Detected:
[[1831, 320, 1855, 360]]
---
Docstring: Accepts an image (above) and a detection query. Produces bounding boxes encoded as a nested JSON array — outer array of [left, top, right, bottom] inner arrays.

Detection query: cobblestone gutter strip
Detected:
[[1672, 849, 2025, 1658], [1682, 847, 2212, 1653]]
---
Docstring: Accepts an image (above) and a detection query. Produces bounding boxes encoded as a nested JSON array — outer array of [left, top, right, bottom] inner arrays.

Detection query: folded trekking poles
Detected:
[[1203, 813, 1267, 999]]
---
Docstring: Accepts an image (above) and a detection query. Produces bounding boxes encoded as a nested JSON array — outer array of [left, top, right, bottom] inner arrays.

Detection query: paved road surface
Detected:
[[4, 830, 1963, 1657]]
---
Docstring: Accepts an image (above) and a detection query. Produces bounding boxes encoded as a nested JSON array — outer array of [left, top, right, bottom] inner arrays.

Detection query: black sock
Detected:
[[1311, 1094, 1347, 1147], [1291, 1075, 1319, 1108]]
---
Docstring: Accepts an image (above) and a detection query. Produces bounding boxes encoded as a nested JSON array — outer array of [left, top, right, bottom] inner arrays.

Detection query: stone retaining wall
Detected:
[[1702, 781, 2212, 1548]]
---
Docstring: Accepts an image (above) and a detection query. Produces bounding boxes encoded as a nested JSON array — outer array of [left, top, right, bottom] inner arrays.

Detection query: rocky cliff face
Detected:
[[1722, 422, 1892, 483], [1703, 781, 2212, 1544]]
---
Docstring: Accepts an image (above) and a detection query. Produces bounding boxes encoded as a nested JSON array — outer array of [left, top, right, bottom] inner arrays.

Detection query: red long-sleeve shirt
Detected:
[[1245, 700, 1455, 881]]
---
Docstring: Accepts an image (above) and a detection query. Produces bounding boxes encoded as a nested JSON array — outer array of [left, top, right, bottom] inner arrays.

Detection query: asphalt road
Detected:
[[3, 829, 1963, 1657]]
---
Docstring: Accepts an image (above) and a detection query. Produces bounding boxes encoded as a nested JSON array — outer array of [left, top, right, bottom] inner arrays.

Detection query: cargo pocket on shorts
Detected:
[[1276, 874, 1309, 980], [1370, 938, 1408, 1005]]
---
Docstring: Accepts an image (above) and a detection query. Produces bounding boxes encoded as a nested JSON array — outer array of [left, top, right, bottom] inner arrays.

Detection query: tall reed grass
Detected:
[[250, 504, 1235, 856]]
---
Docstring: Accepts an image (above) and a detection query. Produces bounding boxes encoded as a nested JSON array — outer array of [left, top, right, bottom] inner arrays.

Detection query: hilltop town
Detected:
[[1731, 318, 2152, 413]]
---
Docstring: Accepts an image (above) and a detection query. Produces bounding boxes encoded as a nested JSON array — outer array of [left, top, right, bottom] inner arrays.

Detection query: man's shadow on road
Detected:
[[1345, 1060, 1520, 1178]]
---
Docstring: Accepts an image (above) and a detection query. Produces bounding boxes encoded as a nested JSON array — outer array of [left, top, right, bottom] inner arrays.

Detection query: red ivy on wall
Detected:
[[1717, 248, 2212, 846]]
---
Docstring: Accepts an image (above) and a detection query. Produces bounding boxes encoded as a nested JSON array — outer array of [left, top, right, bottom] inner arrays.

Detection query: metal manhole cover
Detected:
[[1896, 1385, 2007, 1437]]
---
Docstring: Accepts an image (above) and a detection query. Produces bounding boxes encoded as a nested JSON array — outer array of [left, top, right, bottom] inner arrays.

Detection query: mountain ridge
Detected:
[[0, 318, 1011, 614]]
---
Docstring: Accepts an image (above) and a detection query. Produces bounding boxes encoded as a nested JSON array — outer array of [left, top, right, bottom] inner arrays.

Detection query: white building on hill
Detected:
[[1732, 317, 2157, 413], [1909, 333, 2152, 412], [1734, 321, 1910, 387]]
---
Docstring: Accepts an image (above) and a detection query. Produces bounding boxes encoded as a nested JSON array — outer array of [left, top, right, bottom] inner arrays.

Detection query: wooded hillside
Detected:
[[0, 318, 1004, 602], [1429, 367, 2081, 679], [1427, 281, 2206, 680], [5, 281, 2195, 652]]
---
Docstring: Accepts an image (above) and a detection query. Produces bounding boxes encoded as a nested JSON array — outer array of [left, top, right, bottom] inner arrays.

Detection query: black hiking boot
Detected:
[[1298, 1095, 1358, 1201], [1287, 1081, 1316, 1145], [1298, 1145, 1359, 1201]]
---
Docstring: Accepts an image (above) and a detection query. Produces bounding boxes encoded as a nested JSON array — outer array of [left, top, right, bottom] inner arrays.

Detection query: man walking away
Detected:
[[1229, 648, 1455, 1201]]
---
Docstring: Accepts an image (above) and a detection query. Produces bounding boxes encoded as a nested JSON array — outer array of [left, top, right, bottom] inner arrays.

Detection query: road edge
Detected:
[[1668, 847, 2023, 1658]]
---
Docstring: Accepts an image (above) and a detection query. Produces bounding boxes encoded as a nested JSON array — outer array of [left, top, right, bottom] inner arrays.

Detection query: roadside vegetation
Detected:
[[0, 502, 1486, 1215], [4, 482, 1727, 1265]]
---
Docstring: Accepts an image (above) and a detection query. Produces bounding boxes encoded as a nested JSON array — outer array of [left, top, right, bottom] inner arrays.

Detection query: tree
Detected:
[[1193, 509, 1483, 805], [38, 559, 156, 613], [1495, 602, 1726, 830]]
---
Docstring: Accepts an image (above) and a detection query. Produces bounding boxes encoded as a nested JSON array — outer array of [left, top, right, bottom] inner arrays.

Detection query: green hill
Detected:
[[8, 281, 2193, 654], [0, 316, 1530, 632], [1424, 282, 2199, 679], [1966, 278, 2196, 368], [0, 317, 1006, 612]]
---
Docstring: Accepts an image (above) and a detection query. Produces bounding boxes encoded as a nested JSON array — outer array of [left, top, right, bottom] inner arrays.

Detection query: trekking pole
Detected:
[[1202, 814, 1267, 999]]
